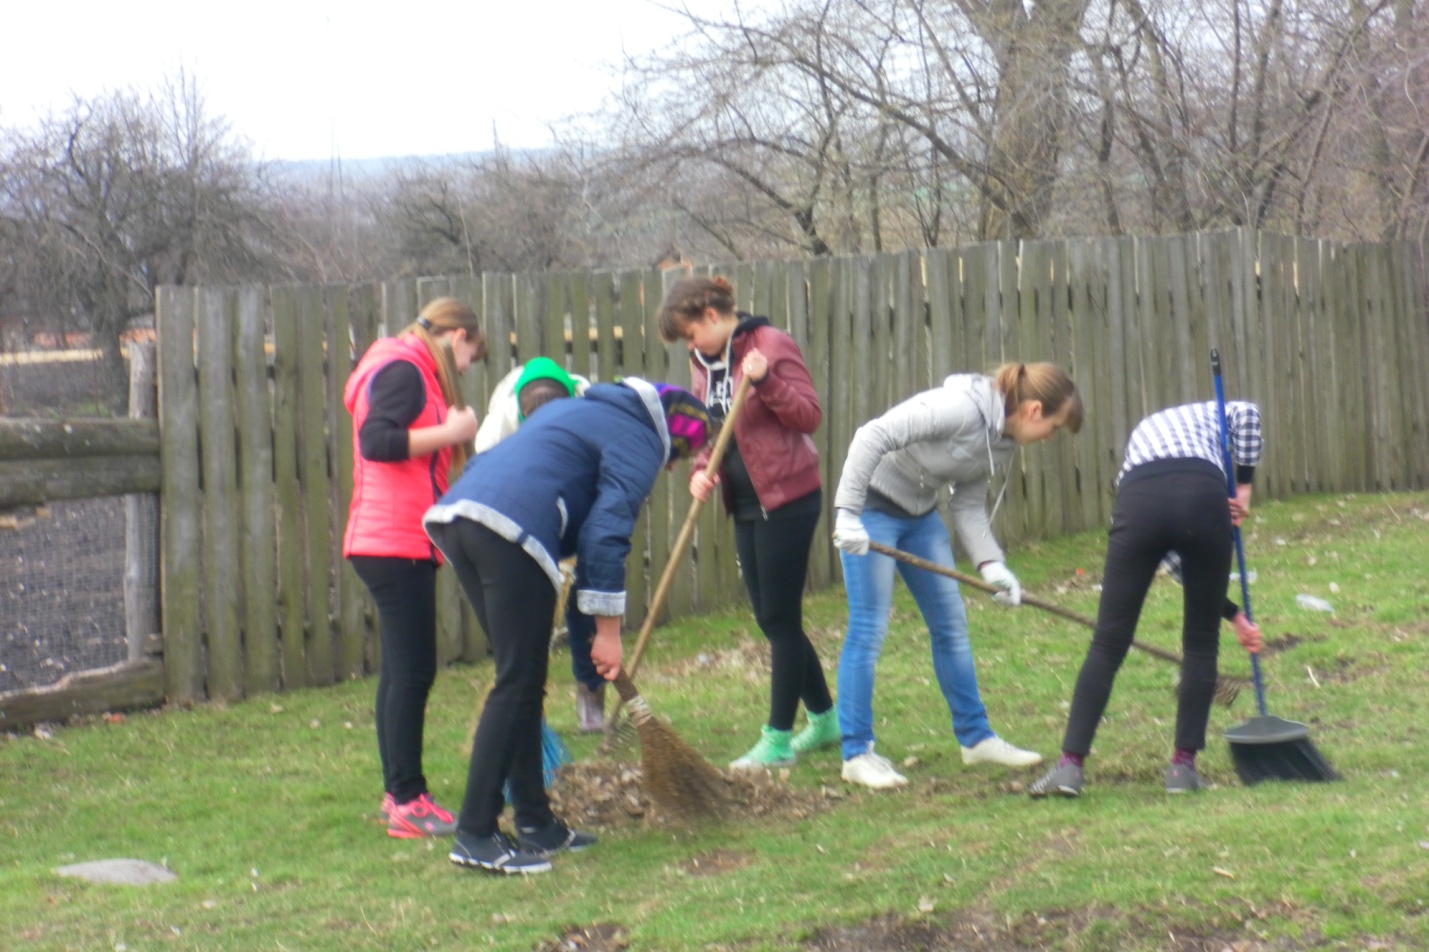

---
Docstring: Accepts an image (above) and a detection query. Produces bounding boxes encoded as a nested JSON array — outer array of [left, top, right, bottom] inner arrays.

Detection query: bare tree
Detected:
[[0, 76, 267, 402]]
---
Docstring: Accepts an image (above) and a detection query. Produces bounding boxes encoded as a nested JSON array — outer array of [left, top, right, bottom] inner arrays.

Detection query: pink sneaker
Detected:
[[387, 793, 458, 839]]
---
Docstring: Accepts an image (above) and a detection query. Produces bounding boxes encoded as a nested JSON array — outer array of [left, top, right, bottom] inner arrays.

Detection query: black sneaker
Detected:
[[515, 821, 598, 857], [450, 832, 552, 875]]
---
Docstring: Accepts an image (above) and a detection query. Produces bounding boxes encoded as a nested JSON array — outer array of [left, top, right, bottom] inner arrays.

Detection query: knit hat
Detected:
[[652, 383, 711, 462], [515, 357, 578, 421]]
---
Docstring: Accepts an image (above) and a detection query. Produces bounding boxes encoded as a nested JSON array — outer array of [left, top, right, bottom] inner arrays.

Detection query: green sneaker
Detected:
[[790, 708, 841, 755], [729, 725, 796, 771]]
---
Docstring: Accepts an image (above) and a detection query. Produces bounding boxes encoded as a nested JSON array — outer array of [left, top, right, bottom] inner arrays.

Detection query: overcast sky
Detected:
[[2, 0, 721, 161]]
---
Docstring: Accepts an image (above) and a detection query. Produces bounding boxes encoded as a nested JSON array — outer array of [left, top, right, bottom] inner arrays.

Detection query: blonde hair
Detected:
[[657, 275, 737, 343], [991, 362, 1083, 433], [403, 297, 485, 473]]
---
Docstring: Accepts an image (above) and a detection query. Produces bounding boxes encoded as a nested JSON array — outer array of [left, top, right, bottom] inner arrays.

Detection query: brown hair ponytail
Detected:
[[991, 361, 1084, 433], [404, 297, 485, 473]]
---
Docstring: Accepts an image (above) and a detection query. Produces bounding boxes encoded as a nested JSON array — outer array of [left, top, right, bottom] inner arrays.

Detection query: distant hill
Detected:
[[265, 152, 498, 183]]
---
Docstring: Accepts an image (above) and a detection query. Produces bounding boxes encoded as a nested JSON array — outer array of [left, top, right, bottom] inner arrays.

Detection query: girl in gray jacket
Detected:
[[831, 363, 1082, 789]]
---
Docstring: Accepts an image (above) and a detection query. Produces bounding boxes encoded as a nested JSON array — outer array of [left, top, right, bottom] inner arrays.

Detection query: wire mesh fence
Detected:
[[1, 347, 143, 695], [0, 495, 153, 692]]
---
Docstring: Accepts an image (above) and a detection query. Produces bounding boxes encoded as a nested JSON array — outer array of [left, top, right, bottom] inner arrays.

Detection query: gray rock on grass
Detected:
[[56, 859, 176, 885]]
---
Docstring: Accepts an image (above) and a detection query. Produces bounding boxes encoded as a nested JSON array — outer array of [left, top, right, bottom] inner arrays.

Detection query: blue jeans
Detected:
[[837, 508, 993, 760]]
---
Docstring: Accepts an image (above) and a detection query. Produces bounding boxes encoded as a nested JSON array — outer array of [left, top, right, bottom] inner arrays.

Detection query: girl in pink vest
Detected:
[[343, 297, 484, 838]]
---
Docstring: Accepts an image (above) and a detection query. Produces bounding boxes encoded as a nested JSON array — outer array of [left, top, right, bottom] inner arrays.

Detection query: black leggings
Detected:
[[733, 495, 833, 732], [427, 519, 557, 838], [350, 556, 438, 804], [1062, 463, 1232, 755]]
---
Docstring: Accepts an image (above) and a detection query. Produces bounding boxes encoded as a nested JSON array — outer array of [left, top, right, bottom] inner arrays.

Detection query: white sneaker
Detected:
[[840, 748, 908, 789], [960, 735, 1043, 768]]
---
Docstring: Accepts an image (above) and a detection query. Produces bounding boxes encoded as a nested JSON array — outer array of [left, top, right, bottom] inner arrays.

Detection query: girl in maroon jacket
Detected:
[[344, 297, 484, 838], [659, 276, 838, 768]]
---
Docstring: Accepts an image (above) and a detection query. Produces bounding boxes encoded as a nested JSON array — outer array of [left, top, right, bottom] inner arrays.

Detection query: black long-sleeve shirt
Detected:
[[357, 361, 427, 462]]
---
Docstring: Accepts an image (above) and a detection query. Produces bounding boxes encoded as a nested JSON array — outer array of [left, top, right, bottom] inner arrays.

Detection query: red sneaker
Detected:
[[387, 793, 458, 839]]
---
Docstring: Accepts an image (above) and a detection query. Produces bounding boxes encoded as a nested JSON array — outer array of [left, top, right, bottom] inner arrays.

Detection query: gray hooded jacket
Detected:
[[833, 374, 1016, 568]]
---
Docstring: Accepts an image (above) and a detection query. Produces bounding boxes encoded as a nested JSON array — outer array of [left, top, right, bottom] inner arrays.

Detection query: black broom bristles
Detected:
[[1225, 714, 1340, 785]]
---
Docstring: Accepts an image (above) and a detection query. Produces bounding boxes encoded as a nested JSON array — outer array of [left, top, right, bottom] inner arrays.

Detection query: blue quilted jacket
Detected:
[[424, 378, 669, 617]]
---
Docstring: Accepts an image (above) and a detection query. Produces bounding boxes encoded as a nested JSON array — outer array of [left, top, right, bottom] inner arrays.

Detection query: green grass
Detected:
[[4, 491, 1428, 950]]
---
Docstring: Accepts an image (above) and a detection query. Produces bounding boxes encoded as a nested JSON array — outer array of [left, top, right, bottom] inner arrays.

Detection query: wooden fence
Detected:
[[5, 227, 1425, 714]]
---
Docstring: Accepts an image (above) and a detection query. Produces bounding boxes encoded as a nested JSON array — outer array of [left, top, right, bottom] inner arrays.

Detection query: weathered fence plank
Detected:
[[235, 287, 279, 695], [0, 658, 164, 730], [198, 288, 243, 700], [271, 286, 308, 689], [296, 287, 335, 685], [0, 419, 159, 460], [0, 456, 158, 507], [123, 342, 159, 665], [806, 256, 836, 590], [1394, 242, 1429, 487], [157, 285, 204, 703], [325, 284, 365, 681]]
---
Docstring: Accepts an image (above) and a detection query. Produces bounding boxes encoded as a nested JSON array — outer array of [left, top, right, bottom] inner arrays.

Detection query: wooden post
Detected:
[[124, 341, 159, 665]]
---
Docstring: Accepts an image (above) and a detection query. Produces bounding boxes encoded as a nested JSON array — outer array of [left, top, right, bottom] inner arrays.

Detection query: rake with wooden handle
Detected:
[[865, 540, 1245, 706], [602, 374, 756, 750]]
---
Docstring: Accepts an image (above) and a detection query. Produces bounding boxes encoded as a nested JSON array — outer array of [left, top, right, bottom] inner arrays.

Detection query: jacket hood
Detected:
[[942, 373, 1006, 440], [945, 372, 1013, 524], [600, 377, 672, 464], [732, 313, 772, 338]]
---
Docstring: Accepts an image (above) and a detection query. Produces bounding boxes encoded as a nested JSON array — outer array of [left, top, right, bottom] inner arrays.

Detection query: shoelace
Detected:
[[411, 794, 453, 822]]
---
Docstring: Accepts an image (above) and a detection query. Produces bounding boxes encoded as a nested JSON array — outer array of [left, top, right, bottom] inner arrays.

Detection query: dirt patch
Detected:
[[546, 758, 832, 831], [677, 847, 756, 876], [802, 908, 1301, 951], [533, 922, 630, 951], [1261, 633, 1309, 655]]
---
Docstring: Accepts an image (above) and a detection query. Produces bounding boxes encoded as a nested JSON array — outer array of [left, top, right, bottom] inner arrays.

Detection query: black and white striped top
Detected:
[[1118, 400, 1262, 485]]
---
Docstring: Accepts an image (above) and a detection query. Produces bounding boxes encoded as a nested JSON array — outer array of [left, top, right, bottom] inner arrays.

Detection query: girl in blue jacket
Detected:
[[424, 377, 708, 874]]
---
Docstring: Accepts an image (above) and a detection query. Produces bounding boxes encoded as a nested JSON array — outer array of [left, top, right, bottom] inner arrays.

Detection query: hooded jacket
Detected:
[[473, 360, 592, 454], [343, 334, 452, 562], [689, 316, 822, 514], [833, 374, 1016, 568], [424, 378, 668, 618]]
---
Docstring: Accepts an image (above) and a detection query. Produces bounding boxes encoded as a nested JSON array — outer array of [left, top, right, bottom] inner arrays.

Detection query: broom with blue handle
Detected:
[[1213, 349, 1339, 784]]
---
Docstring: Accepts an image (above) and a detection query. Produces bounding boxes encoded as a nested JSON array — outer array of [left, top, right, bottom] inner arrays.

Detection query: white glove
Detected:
[[833, 509, 870, 556], [978, 561, 1022, 607]]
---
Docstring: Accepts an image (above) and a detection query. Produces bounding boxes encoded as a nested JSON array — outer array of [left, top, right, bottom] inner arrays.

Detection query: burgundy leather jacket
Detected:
[[691, 321, 822, 514]]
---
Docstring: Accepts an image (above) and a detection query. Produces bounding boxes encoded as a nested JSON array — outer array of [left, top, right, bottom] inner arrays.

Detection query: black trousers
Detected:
[[350, 556, 438, 803], [428, 519, 557, 838], [733, 493, 833, 732], [1062, 462, 1232, 755]]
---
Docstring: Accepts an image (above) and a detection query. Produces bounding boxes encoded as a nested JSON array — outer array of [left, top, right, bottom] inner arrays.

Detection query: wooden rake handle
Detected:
[[622, 373, 755, 681], [864, 540, 1190, 669]]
